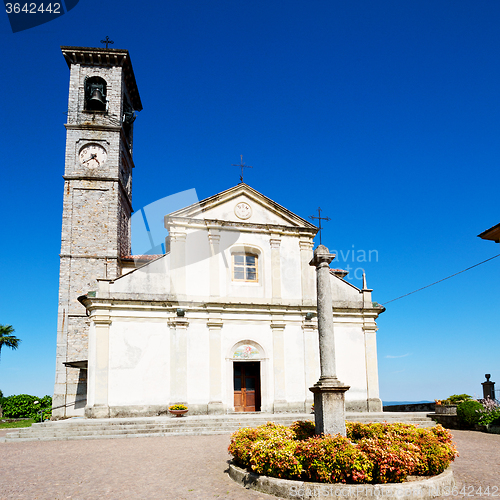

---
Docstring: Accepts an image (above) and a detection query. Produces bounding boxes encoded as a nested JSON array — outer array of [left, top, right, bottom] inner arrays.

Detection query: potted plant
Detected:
[[169, 404, 188, 417], [435, 394, 471, 415]]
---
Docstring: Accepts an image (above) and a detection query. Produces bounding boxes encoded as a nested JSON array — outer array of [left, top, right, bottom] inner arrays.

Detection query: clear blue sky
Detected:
[[1, 0, 499, 403]]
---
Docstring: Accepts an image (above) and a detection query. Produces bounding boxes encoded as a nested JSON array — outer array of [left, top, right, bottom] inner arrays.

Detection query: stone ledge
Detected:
[[228, 463, 454, 499]]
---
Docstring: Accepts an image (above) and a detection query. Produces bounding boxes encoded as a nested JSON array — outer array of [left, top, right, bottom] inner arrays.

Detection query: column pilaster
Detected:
[[208, 229, 221, 298], [168, 316, 189, 405], [86, 312, 111, 418], [270, 234, 282, 300], [300, 237, 314, 305], [271, 318, 287, 412], [207, 317, 224, 414]]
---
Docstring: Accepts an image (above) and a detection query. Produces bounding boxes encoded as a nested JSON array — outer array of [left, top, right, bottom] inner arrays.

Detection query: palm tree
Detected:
[[0, 325, 21, 361]]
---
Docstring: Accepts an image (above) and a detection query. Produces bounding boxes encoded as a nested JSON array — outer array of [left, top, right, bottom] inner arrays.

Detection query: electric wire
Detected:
[[381, 253, 500, 305]]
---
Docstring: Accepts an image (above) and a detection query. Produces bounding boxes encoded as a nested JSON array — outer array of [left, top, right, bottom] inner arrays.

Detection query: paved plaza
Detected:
[[0, 429, 498, 499]]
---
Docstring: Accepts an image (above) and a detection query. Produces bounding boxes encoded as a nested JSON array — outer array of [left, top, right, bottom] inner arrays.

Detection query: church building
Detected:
[[53, 45, 385, 418]]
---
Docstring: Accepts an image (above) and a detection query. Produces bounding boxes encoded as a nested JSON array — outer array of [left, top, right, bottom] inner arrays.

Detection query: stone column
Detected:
[[270, 234, 282, 300], [482, 374, 496, 400], [271, 319, 287, 412], [207, 318, 224, 414], [309, 244, 349, 436], [169, 316, 189, 405]]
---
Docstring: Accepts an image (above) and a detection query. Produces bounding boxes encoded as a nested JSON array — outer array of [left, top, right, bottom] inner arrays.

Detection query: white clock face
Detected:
[[79, 144, 107, 168]]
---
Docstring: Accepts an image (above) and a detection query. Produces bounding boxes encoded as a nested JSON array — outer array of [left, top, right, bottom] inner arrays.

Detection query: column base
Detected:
[[310, 378, 350, 436], [85, 404, 110, 418], [207, 401, 225, 415], [273, 400, 290, 413], [367, 398, 383, 412]]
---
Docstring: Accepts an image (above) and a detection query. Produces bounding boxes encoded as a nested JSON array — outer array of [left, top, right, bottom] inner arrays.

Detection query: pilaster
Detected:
[[299, 237, 314, 305], [170, 231, 187, 298], [168, 316, 189, 405], [208, 229, 221, 298], [270, 233, 282, 300], [363, 318, 382, 412], [207, 317, 224, 414], [271, 318, 287, 412], [86, 312, 111, 418]]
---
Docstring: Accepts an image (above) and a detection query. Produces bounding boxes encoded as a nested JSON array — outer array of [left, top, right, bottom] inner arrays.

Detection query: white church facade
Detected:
[[53, 45, 385, 418]]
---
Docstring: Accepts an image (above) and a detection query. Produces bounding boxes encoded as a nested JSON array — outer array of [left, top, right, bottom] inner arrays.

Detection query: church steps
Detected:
[[3, 412, 436, 442]]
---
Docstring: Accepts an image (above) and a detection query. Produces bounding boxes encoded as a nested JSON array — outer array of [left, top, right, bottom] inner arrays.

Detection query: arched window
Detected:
[[232, 252, 258, 282], [84, 76, 107, 112]]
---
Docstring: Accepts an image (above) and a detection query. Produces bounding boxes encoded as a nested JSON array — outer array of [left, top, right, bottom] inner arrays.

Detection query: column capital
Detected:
[[309, 245, 336, 268], [168, 317, 189, 328], [270, 237, 281, 249], [207, 320, 223, 329]]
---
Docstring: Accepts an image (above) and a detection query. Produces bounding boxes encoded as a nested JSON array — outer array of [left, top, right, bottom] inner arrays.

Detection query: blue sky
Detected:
[[1, 0, 499, 403]]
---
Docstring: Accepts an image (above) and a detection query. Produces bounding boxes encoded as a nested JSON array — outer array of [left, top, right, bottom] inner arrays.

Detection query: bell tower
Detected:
[[53, 46, 142, 417]]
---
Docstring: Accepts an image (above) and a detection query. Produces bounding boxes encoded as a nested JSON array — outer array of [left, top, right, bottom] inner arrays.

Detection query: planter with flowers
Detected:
[[434, 394, 471, 415], [169, 404, 188, 417]]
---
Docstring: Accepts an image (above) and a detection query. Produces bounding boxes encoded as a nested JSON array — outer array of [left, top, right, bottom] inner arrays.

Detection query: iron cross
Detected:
[[232, 155, 253, 183], [309, 207, 331, 245], [101, 36, 114, 49]]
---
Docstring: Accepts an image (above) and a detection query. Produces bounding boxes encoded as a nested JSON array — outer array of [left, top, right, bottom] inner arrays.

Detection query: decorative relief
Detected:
[[233, 345, 259, 359], [234, 202, 252, 220]]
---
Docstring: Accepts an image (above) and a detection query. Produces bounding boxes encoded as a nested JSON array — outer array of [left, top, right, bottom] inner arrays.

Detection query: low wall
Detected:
[[229, 463, 454, 499]]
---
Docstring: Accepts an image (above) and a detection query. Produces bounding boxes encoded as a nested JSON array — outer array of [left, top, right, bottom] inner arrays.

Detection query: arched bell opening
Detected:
[[85, 76, 107, 112]]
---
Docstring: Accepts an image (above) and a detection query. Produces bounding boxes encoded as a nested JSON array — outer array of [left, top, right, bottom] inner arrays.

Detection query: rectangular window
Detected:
[[232, 253, 258, 282]]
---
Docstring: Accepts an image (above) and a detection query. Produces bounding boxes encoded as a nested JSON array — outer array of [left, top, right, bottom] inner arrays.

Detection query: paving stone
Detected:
[[0, 429, 497, 499]]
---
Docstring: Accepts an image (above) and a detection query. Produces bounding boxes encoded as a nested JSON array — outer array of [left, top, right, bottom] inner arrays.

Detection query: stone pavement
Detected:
[[0, 429, 498, 499]]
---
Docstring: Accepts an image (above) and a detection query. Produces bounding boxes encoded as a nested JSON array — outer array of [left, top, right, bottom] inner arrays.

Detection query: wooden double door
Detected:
[[233, 362, 261, 412]]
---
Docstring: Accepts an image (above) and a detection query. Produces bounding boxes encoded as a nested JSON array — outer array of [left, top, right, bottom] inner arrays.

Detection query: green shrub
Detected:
[[357, 436, 421, 483], [228, 422, 295, 467], [0, 394, 52, 419], [457, 400, 483, 427], [446, 394, 471, 404], [250, 437, 302, 479], [296, 434, 373, 483], [228, 421, 457, 484], [290, 420, 315, 440]]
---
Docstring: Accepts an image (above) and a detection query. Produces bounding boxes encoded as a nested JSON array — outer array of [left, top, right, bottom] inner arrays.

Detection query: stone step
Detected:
[[4, 412, 436, 442]]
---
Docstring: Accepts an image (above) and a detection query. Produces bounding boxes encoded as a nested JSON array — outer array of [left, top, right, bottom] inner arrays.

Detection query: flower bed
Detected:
[[228, 421, 457, 485]]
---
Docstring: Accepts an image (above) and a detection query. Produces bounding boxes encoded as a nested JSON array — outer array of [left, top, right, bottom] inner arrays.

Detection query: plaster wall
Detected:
[[107, 319, 170, 406]]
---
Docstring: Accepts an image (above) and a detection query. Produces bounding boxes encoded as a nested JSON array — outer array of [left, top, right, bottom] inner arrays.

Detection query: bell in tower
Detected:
[[85, 76, 107, 111]]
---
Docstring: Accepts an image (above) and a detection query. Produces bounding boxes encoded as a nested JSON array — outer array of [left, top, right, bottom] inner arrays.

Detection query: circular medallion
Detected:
[[234, 202, 252, 220]]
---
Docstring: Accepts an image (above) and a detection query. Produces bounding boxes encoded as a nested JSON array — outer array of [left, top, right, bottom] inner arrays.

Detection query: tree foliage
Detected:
[[0, 324, 21, 361]]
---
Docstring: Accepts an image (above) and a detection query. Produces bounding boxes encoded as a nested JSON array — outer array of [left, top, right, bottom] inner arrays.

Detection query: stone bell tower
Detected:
[[53, 46, 142, 417]]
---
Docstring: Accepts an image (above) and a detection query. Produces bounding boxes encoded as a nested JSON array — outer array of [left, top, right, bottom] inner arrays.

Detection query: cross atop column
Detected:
[[309, 207, 331, 245], [100, 36, 114, 49], [232, 155, 253, 183]]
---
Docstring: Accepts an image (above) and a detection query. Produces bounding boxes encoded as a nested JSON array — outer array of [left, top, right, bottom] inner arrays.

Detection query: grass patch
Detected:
[[0, 419, 35, 429]]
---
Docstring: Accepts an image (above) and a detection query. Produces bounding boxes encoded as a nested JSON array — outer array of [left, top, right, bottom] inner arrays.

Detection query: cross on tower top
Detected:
[[309, 207, 331, 245], [100, 36, 114, 49], [232, 155, 253, 183]]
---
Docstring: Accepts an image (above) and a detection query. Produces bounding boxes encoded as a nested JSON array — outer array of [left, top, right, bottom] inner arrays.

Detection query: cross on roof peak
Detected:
[[232, 155, 253, 183], [309, 207, 330, 245], [100, 36, 114, 49]]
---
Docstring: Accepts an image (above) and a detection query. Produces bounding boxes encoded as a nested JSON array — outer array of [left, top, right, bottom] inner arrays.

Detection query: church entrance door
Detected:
[[233, 362, 261, 412]]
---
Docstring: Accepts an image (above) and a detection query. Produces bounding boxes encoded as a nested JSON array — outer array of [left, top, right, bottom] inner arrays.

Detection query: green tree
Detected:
[[0, 325, 21, 361]]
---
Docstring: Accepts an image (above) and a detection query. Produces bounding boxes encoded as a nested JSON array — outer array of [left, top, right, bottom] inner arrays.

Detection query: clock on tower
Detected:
[[53, 46, 142, 418]]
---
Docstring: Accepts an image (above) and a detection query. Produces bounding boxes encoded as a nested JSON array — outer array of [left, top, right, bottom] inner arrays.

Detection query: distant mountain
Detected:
[[383, 401, 433, 406]]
